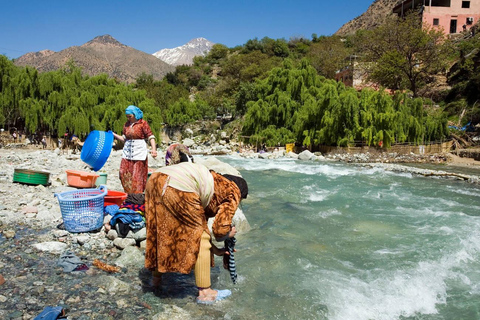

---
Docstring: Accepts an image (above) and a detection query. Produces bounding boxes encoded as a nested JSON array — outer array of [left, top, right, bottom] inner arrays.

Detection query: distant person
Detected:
[[41, 136, 47, 149], [165, 143, 193, 166], [12, 131, 17, 142], [112, 105, 158, 194]]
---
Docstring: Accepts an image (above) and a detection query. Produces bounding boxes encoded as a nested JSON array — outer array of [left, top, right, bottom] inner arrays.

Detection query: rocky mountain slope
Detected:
[[152, 37, 215, 66], [335, 0, 402, 35], [14, 35, 175, 84]]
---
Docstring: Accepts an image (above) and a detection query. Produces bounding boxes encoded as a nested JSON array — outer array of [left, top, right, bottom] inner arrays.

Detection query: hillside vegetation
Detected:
[[1, 14, 480, 149]]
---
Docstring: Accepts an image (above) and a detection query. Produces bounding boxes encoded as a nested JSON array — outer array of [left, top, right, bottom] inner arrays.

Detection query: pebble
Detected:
[[0, 147, 252, 319]]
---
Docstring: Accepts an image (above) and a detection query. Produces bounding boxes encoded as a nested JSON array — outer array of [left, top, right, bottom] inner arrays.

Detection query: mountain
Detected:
[[14, 35, 175, 83], [153, 37, 215, 66], [335, 0, 402, 35]]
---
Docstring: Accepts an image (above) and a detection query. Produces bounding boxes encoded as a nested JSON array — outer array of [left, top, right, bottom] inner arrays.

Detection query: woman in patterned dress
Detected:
[[145, 158, 248, 304], [112, 105, 157, 194]]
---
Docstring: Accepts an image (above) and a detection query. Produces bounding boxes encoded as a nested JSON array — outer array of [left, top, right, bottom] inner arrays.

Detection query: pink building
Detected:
[[393, 0, 480, 34]]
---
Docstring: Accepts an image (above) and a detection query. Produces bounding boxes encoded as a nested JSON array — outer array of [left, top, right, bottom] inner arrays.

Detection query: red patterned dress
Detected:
[[119, 119, 155, 194]]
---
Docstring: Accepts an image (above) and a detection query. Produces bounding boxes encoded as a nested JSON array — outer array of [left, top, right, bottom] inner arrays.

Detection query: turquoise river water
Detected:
[[186, 155, 480, 320]]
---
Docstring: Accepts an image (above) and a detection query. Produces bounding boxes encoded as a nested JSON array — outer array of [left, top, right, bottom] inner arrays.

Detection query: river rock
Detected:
[[182, 138, 195, 147], [113, 237, 136, 249], [107, 229, 118, 240], [298, 150, 314, 160], [100, 275, 132, 295], [2, 229, 15, 239], [31, 241, 68, 253], [128, 228, 146, 242], [115, 246, 144, 268], [152, 305, 192, 320]]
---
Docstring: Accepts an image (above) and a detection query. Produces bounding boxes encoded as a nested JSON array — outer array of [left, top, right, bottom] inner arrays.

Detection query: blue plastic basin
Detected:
[[81, 130, 114, 171]]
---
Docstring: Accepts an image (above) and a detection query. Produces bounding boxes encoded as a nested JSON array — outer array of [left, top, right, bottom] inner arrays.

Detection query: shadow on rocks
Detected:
[[138, 268, 197, 300]]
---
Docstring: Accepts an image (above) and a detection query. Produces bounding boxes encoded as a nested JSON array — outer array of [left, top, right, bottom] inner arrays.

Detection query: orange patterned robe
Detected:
[[144, 170, 241, 274]]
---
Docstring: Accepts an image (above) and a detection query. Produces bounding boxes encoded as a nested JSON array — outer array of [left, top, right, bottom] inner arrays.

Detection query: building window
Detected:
[[467, 17, 474, 25], [431, 0, 452, 7], [450, 19, 457, 33], [433, 18, 440, 25], [462, 1, 470, 8]]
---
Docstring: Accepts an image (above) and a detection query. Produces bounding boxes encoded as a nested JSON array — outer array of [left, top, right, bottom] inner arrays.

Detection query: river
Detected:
[[206, 155, 480, 320]]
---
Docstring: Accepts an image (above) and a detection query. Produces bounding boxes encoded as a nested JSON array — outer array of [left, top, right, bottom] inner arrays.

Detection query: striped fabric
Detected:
[[156, 162, 214, 208], [224, 237, 237, 284]]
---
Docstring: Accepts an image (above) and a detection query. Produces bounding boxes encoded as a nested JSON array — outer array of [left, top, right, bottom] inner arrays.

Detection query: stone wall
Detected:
[[457, 148, 480, 160]]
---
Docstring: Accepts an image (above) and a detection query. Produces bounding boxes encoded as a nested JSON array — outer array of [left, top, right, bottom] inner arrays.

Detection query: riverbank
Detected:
[[1, 146, 480, 319]]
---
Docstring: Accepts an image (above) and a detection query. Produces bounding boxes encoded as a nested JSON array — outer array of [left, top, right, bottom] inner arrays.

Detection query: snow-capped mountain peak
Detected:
[[153, 38, 215, 66]]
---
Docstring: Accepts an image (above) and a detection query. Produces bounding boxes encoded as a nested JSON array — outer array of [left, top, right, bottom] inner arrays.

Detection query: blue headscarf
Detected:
[[125, 105, 143, 120]]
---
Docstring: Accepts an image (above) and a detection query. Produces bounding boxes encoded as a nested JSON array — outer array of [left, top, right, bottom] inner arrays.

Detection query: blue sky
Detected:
[[1, 0, 373, 59]]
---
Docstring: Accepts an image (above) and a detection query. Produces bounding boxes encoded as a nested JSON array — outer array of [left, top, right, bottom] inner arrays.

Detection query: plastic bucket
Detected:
[[95, 173, 108, 187], [66, 170, 99, 188], [81, 130, 114, 171], [13, 169, 50, 186], [104, 190, 128, 207], [285, 143, 294, 153]]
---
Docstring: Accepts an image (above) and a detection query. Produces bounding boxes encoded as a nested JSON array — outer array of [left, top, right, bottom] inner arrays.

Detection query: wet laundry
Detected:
[[57, 250, 89, 272]]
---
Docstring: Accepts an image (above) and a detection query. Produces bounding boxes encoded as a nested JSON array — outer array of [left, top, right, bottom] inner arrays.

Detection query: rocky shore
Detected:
[[1, 144, 480, 319]]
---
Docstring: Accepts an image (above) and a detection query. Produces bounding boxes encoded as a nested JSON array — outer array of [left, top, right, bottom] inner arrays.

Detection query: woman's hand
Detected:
[[150, 150, 158, 158], [112, 132, 124, 142], [228, 226, 237, 238], [212, 245, 236, 256]]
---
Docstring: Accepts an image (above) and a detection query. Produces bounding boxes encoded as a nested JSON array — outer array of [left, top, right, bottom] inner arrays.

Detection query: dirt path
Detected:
[[446, 153, 480, 168]]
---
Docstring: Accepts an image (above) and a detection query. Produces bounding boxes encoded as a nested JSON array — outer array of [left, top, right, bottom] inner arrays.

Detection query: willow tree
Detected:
[[243, 59, 322, 145], [0, 55, 18, 126], [0, 57, 159, 138]]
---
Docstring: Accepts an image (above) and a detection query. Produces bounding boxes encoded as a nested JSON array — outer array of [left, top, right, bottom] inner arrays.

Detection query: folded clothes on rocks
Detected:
[[57, 250, 89, 273], [34, 306, 66, 320], [109, 210, 145, 231], [120, 203, 145, 214], [104, 204, 120, 216]]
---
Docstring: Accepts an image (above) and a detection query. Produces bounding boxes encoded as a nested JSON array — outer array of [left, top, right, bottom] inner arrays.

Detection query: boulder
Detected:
[[298, 150, 314, 160], [115, 246, 144, 267]]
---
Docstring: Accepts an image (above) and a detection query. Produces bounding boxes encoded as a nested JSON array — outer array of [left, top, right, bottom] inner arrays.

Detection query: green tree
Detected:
[[307, 35, 352, 79], [356, 13, 451, 97]]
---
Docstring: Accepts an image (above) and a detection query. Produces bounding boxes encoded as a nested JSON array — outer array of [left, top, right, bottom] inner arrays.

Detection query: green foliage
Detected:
[[0, 56, 162, 138], [242, 60, 448, 148], [208, 44, 230, 63], [249, 125, 295, 147], [355, 13, 452, 97], [163, 98, 215, 126], [1, 22, 460, 148], [445, 31, 480, 110], [307, 36, 352, 79]]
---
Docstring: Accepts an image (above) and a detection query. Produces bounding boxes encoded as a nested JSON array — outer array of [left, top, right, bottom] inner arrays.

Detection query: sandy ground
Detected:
[[446, 153, 480, 168]]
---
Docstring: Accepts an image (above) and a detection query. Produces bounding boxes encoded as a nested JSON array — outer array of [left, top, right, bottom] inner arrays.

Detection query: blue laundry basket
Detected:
[[55, 186, 108, 233], [81, 130, 114, 171]]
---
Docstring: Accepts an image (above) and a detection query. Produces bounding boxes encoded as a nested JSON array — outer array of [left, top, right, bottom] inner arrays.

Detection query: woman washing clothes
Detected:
[[112, 105, 157, 194], [144, 145, 248, 304]]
